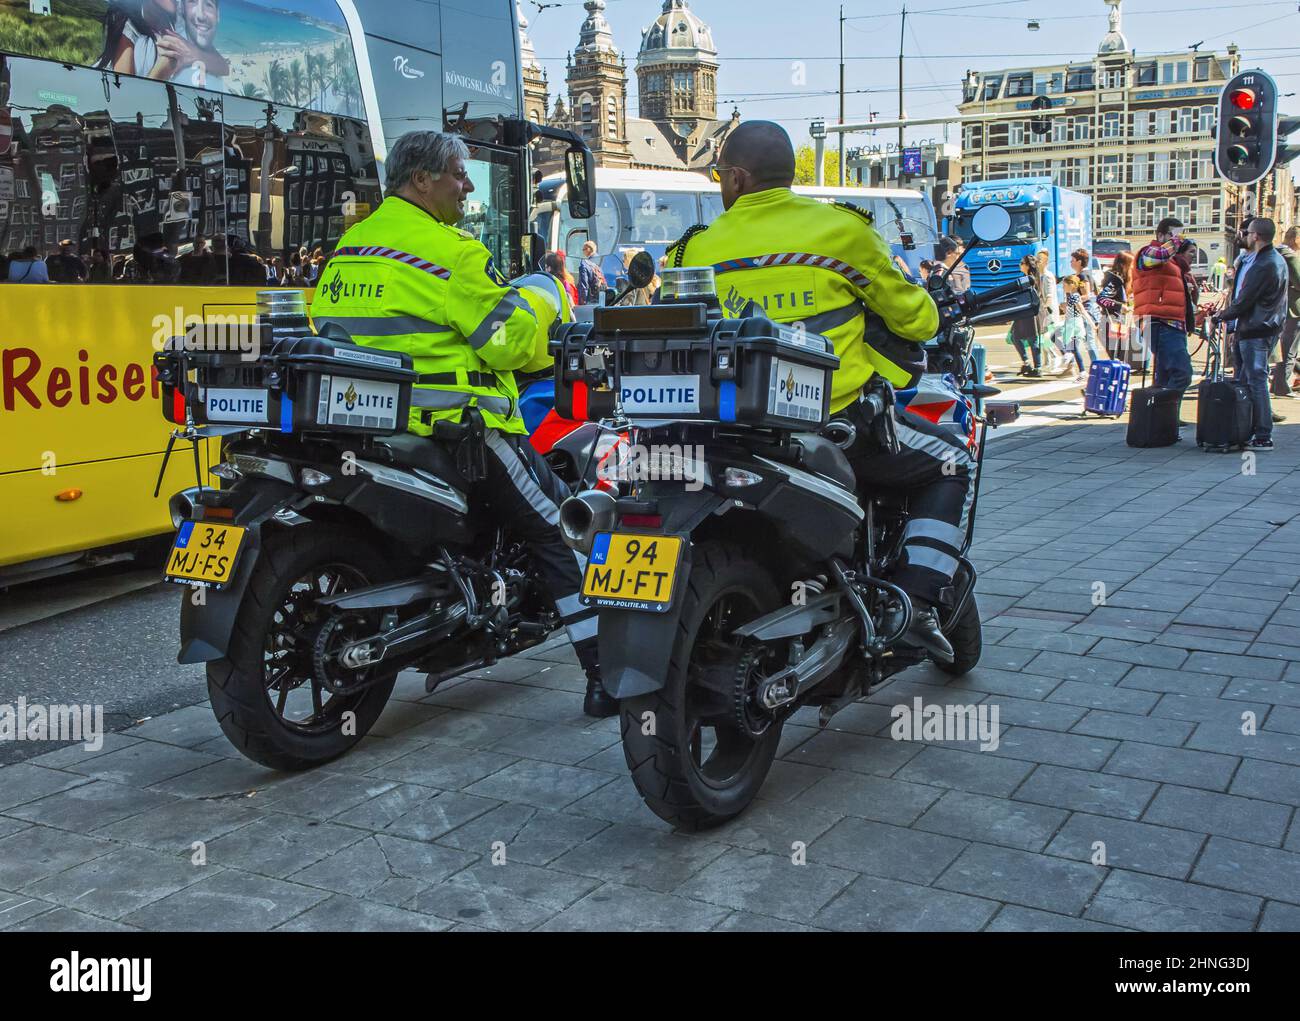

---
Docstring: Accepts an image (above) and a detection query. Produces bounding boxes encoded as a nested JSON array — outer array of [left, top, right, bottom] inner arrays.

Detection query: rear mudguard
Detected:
[[595, 488, 723, 699], [177, 479, 298, 665]]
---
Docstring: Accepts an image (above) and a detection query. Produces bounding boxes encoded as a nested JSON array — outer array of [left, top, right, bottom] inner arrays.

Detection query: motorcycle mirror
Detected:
[[626, 250, 656, 289], [970, 204, 1013, 245]]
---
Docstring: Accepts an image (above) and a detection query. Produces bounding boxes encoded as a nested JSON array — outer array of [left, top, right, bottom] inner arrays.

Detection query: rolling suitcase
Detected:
[[1196, 323, 1255, 452], [1126, 386, 1181, 447], [1083, 359, 1131, 417], [1196, 379, 1254, 451]]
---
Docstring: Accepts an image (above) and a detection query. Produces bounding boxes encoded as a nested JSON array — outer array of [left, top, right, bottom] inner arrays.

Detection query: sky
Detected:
[[519, 0, 1300, 151]]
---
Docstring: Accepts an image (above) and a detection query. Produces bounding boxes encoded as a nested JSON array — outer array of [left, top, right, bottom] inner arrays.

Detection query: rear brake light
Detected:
[[202, 506, 235, 520], [620, 514, 663, 529]]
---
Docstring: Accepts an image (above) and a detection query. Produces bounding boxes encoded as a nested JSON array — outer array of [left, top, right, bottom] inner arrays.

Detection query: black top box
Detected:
[[552, 304, 840, 432]]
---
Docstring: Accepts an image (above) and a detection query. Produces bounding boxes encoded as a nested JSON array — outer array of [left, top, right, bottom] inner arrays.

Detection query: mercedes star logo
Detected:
[[987, 259, 1003, 273]]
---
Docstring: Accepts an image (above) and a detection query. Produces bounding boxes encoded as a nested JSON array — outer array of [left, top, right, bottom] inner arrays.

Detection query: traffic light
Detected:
[[1029, 95, 1052, 137], [1215, 70, 1279, 185], [1277, 115, 1300, 169]]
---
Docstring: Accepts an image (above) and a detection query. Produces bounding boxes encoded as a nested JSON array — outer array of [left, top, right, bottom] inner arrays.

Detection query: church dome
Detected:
[[638, 0, 717, 63]]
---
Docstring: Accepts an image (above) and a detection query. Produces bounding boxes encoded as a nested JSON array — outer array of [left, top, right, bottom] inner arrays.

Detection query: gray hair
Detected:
[[385, 131, 470, 194]]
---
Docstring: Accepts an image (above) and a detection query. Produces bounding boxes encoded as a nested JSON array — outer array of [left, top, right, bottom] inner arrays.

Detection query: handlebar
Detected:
[[968, 278, 1032, 309]]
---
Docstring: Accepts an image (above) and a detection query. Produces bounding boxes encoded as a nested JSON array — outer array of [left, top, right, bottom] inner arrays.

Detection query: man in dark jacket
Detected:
[[1213, 218, 1290, 450]]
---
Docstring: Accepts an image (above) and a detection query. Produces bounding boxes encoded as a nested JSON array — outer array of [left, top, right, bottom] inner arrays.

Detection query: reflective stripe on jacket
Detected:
[[668, 188, 939, 411], [309, 196, 556, 435]]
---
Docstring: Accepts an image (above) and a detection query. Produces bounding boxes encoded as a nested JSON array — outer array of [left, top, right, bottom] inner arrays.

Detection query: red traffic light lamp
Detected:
[[1230, 88, 1258, 111]]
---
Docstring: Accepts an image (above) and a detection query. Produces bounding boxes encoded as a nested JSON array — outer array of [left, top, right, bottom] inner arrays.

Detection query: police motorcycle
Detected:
[[152, 287, 599, 771], [554, 205, 1036, 829]]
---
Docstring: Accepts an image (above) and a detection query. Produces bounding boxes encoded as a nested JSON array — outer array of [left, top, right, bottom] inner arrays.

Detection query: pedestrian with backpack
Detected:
[[577, 240, 607, 305]]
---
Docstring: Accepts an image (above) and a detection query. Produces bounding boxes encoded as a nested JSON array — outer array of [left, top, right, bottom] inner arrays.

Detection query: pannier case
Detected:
[[156, 332, 415, 436], [552, 304, 840, 431]]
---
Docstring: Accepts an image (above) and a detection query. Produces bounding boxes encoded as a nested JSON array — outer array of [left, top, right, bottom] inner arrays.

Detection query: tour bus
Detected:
[[531, 168, 942, 294], [951, 177, 1092, 293], [0, 0, 589, 583]]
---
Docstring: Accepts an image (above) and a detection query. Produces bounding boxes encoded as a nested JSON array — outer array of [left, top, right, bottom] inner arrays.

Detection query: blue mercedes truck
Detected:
[[952, 178, 1092, 293]]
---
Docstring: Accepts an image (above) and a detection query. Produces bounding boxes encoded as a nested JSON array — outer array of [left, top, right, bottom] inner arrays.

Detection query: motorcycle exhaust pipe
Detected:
[[559, 489, 618, 554], [168, 487, 202, 530]]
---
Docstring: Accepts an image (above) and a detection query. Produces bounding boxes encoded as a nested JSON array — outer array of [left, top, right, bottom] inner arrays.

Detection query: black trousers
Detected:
[[478, 430, 598, 674], [1272, 316, 1299, 396], [835, 397, 975, 606]]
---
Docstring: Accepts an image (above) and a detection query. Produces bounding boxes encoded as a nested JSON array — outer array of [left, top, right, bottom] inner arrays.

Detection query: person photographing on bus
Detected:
[[668, 120, 968, 662], [309, 130, 616, 717]]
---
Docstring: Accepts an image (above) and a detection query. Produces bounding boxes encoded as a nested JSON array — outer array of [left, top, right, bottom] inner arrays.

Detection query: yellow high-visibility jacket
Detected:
[[668, 187, 939, 412], [310, 195, 562, 435]]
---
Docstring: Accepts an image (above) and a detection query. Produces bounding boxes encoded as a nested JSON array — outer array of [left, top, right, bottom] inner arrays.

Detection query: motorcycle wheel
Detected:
[[619, 541, 785, 831], [207, 525, 401, 771], [937, 594, 982, 677]]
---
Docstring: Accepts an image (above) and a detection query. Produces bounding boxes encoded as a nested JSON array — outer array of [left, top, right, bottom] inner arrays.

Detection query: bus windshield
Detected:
[[955, 206, 1041, 244]]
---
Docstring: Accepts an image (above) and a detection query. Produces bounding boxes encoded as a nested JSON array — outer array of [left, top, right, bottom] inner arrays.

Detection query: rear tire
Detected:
[[937, 594, 982, 677], [207, 525, 401, 771], [619, 541, 785, 831]]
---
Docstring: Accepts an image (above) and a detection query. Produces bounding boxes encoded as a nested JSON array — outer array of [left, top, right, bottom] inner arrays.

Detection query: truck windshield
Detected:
[[955, 206, 1041, 244]]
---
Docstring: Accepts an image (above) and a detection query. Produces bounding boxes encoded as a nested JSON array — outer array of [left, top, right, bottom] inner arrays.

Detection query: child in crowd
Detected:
[[1077, 276, 1105, 366], [1061, 275, 1092, 384]]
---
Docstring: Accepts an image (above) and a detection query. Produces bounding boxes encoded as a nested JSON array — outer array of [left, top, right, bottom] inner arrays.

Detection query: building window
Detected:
[[1135, 62, 1158, 86], [1099, 155, 1121, 185], [1102, 112, 1121, 139], [1152, 151, 1170, 183], [1177, 108, 1193, 134], [1100, 201, 1120, 230], [1162, 61, 1189, 84], [1173, 151, 1192, 182], [1198, 105, 1215, 132], [1009, 121, 1025, 146], [1197, 197, 1213, 225], [1071, 115, 1090, 141], [1154, 109, 1171, 135], [981, 75, 1002, 100], [1194, 56, 1212, 82], [1065, 66, 1094, 92], [1006, 72, 1033, 97], [1131, 153, 1147, 184]]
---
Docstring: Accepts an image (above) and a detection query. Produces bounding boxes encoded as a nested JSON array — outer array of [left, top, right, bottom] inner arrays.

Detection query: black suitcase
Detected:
[[1196, 379, 1254, 451], [1126, 386, 1182, 448]]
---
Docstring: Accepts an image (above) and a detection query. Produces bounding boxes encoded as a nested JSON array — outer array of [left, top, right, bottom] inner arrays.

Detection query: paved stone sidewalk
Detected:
[[3, 417, 1300, 931]]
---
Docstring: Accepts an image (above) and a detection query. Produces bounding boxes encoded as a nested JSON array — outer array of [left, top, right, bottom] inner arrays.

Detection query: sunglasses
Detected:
[[709, 164, 741, 183]]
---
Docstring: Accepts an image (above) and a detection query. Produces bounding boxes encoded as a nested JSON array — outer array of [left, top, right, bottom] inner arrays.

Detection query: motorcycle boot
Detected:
[[882, 598, 955, 664]]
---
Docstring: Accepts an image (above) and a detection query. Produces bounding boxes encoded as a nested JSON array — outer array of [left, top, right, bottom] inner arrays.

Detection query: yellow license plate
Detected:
[[164, 521, 247, 587], [582, 533, 683, 611]]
